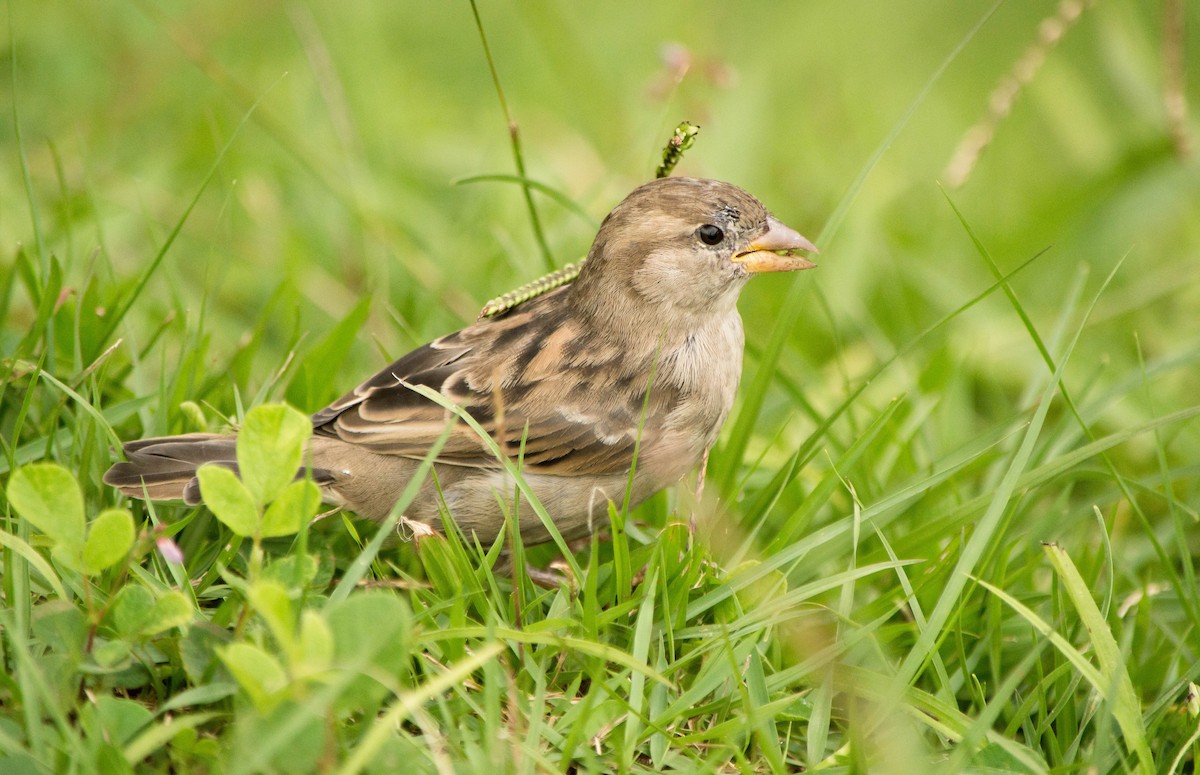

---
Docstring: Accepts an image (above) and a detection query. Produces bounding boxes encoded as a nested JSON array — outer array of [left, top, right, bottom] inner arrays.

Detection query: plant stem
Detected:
[[468, 0, 556, 273]]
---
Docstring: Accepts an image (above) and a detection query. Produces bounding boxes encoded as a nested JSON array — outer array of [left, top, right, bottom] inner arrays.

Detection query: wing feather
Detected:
[[310, 288, 676, 475]]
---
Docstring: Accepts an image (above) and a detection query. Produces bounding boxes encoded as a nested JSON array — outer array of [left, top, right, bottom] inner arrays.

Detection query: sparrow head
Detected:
[[573, 177, 817, 316]]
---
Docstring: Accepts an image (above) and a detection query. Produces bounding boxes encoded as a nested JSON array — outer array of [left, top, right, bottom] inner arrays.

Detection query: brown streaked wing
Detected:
[[310, 330, 473, 427], [309, 288, 676, 475]]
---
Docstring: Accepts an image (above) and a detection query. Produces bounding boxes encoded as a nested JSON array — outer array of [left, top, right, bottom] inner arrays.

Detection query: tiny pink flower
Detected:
[[156, 536, 184, 565]]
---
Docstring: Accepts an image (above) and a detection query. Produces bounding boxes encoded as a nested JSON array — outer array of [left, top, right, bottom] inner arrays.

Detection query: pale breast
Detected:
[[660, 310, 745, 448]]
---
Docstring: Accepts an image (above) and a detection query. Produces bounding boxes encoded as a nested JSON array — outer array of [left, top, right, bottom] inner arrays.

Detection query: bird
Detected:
[[104, 177, 817, 545]]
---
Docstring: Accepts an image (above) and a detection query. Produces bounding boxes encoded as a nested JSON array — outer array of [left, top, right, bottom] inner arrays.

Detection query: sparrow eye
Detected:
[[697, 224, 725, 246]]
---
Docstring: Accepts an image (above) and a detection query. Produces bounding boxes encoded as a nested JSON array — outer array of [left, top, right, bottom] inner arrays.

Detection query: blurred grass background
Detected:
[[5, 1, 1193, 361], [4, 0, 1200, 771], [6, 0, 1197, 381]]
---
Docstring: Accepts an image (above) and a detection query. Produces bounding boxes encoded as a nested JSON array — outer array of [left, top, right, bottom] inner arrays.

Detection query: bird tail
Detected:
[[103, 434, 239, 505]]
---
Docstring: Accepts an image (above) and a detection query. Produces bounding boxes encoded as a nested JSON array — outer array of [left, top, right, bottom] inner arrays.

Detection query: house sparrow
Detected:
[[104, 177, 817, 544]]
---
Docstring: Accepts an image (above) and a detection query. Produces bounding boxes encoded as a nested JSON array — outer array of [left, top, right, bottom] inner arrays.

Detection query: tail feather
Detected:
[[103, 434, 238, 505], [104, 432, 338, 506]]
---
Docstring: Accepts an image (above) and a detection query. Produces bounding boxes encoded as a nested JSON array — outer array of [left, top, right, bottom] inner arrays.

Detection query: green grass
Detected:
[[3, 1, 1200, 772]]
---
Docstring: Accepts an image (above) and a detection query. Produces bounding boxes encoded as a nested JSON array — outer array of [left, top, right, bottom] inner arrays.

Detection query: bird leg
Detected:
[[690, 448, 710, 535], [527, 558, 577, 591]]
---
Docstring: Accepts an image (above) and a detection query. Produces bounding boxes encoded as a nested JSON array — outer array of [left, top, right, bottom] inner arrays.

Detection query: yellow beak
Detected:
[[732, 216, 819, 273]]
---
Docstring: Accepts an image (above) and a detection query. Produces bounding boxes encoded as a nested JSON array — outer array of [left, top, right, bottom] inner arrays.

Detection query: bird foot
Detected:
[[397, 515, 438, 543], [516, 557, 579, 590]]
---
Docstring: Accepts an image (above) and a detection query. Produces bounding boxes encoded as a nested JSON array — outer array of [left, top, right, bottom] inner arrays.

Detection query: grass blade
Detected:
[[1043, 542, 1155, 773]]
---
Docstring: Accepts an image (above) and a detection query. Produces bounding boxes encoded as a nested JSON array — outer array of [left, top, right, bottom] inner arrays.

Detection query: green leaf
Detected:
[[123, 712, 220, 766], [180, 623, 231, 684], [107, 585, 156, 638], [237, 404, 312, 505], [50, 542, 85, 572], [93, 639, 133, 668], [327, 592, 412, 666], [83, 508, 136, 574], [325, 592, 412, 711], [198, 465, 259, 537], [6, 463, 86, 555], [248, 579, 294, 650], [107, 586, 192, 639], [294, 610, 334, 677], [260, 479, 320, 538], [90, 695, 153, 747], [32, 600, 88, 656], [262, 552, 320, 591], [143, 591, 193, 636], [219, 642, 288, 713]]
